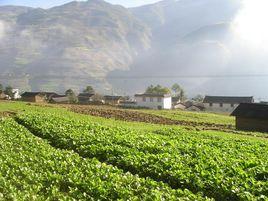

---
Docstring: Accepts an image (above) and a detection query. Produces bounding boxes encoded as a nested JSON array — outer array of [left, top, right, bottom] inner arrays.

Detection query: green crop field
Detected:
[[139, 109, 235, 126], [0, 101, 267, 200]]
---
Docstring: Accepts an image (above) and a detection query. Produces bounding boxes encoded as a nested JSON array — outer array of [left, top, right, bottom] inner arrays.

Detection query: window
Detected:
[[220, 103, 223, 107], [150, 97, 154, 102], [209, 103, 213, 107], [142, 97, 146, 102], [157, 97, 162, 102]]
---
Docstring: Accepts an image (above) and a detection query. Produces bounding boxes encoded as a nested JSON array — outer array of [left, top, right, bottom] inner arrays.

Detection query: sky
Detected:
[[0, 0, 162, 8]]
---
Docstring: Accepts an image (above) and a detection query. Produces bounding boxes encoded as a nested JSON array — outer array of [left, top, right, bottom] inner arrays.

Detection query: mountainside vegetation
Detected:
[[1, 0, 266, 98]]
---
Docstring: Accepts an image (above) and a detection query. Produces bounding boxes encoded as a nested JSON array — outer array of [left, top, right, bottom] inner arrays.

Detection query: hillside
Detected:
[[0, 0, 151, 92], [1, 0, 267, 98]]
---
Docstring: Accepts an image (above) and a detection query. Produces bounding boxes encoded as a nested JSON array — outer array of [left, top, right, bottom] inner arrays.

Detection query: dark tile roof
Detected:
[[21, 92, 45, 97], [135, 93, 171, 98], [104, 95, 123, 100], [21, 92, 59, 98], [203, 96, 254, 104], [78, 93, 95, 97], [231, 103, 268, 119]]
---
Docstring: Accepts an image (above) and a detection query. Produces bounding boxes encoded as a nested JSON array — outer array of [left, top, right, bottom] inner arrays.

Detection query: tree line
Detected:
[[145, 83, 203, 102]]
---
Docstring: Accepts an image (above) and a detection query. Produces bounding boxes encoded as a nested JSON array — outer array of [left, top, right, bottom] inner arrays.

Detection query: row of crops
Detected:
[[0, 118, 205, 200], [16, 111, 268, 200]]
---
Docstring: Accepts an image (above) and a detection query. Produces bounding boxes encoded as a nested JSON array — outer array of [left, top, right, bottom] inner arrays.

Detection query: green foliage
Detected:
[[171, 83, 187, 101], [65, 89, 78, 103], [83, 85, 94, 93], [145, 84, 170, 95], [192, 94, 204, 102], [17, 111, 268, 201], [141, 109, 234, 126], [4, 86, 13, 98], [0, 84, 3, 93], [0, 118, 204, 200]]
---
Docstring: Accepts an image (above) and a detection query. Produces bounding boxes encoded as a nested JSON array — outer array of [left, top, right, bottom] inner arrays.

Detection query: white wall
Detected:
[[204, 103, 239, 113], [135, 96, 172, 109], [163, 97, 172, 109]]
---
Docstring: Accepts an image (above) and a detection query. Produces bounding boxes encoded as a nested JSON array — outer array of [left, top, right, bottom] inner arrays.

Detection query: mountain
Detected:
[[0, 0, 151, 92], [110, 0, 243, 94], [1, 0, 268, 99]]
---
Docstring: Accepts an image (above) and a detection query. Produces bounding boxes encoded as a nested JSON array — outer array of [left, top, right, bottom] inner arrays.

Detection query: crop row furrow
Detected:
[[16, 112, 268, 201], [0, 118, 205, 200]]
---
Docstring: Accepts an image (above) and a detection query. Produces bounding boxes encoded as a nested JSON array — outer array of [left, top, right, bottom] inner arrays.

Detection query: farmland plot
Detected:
[[16, 111, 268, 201], [0, 118, 205, 200]]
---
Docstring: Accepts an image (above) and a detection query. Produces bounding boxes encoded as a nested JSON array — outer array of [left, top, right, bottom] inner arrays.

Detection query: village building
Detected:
[[21, 92, 47, 103], [231, 103, 268, 132], [0, 92, 8, 100], [203, 96, 254, 113], [120, 100, 137, 108], [173, 103, 186, 110], [134, 93, 172, 109], [77, 93, 95, 104], [12, 89, 21, 100], [51, 95, 69, 104], [187, 104, 205, 112], [104, 95, 123, 105]]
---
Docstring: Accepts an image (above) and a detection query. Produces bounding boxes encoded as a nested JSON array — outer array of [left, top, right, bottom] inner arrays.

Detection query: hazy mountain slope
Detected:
[[1, 0, 267, 99], [108, 0, 242, 94], [0, 0, 151, 92]]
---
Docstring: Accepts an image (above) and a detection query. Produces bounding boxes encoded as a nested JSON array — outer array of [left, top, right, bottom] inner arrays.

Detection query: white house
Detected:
[[134, 94, 172, 109], [12, 89, 21, 100], [203, 96, 254, 113]]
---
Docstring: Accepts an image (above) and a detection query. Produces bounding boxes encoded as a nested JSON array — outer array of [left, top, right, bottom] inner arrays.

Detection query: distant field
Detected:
[[139, 109, 235, 126], [0, 101, 267, 200]]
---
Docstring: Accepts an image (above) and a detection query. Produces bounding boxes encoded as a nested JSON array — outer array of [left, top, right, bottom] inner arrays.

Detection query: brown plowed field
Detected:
[[67, 105, 234, 130]]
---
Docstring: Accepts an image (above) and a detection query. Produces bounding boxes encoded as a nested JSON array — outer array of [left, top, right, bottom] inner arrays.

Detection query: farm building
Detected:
[[21, 92, 47, 103], [12, 89, 21, 100], [173, 103, 186, 110], [78, 93, 104, 104], [135, 93, 172, 109], [51, 95, 69, 104], [187, 104, 205, 111], [231, 103, 268, 132], [77, 93, 95, 104], [0, 92, 8, 100], [203, 96, 254, 113], [120, 100, 137, 108], [104, 95, 123, 105]]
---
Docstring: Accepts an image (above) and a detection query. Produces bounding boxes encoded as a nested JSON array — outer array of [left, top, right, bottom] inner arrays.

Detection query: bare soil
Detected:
[[67, 105, 234, 130]]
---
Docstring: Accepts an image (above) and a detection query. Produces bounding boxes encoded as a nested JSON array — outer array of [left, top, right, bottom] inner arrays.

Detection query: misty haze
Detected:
[[0, 0, 267, 100]]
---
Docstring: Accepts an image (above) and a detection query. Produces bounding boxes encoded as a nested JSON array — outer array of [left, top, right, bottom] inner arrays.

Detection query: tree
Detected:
[[4, 86, 13, 99], [145, 84, 170, 95], [83, 85, 94, 94], [192, 94, 204, 102], [171, 83, 187, 101], [179, 89, 187, 101], [171, 83, 181, 94], [65, 89, 78, 103], [0, 84, 3, 93]]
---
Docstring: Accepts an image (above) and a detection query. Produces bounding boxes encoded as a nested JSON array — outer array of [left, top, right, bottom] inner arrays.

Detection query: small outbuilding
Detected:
[[104, 95, 123, 105], [21, 92, 47, 103], [78, 93, 95, 104], [231, 103, 268, 132], [51, 95, 69, 104], [0, 92, 8, 100]]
